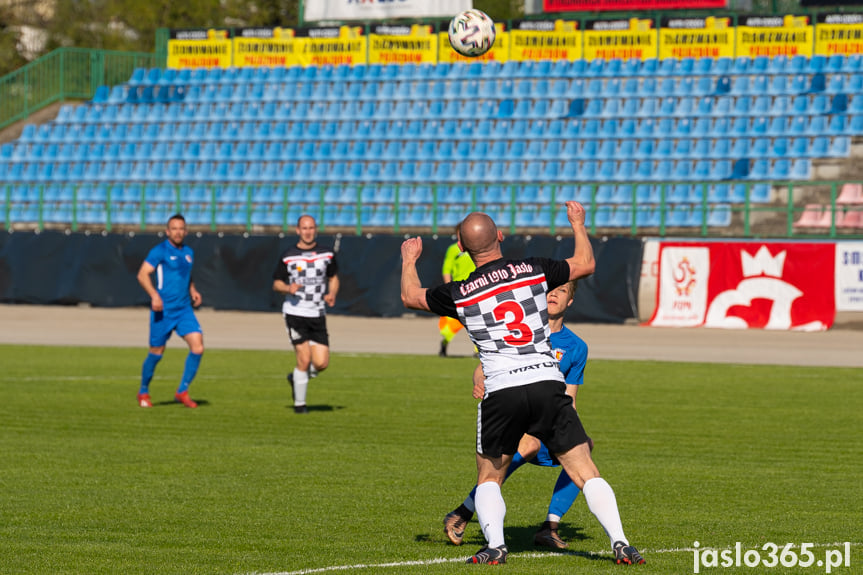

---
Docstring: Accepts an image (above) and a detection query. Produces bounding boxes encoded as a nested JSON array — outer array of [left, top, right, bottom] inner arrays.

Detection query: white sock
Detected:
[[583, 477, 627, 547], [309, 365, 318, 379], [547, 513, 561, 523], [292, 368, 309, 406], [475, 482, 506, 549]]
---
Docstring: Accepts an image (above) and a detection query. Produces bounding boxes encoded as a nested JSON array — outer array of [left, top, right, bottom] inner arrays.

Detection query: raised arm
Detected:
[[564, 201, 596, 281], [401, 237, 431, 312]]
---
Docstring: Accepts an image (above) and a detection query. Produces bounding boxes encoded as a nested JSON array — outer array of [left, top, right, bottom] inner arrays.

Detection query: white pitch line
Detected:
[[240, 542, 862, 575], [0, 373, 252, 383]]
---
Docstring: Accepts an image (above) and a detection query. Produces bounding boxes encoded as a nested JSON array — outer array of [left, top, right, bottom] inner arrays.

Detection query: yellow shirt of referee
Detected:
[[438, 242, 476, 356]]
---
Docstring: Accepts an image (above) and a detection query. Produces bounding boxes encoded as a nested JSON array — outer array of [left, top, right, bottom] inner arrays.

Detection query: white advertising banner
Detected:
[[304, 1, 472, 22], [835, 241, 863, 311], [649, 246, 710, 327]]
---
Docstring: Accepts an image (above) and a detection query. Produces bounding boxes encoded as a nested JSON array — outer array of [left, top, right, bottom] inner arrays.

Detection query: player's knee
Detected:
[[190, 344, 204, 355]]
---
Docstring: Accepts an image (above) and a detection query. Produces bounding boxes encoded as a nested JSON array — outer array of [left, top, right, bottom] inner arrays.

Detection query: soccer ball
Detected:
[[448, 9, 496, 58]]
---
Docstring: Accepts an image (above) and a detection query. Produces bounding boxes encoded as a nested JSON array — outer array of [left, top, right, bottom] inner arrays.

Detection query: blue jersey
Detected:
[[550, 326, 588, 387], [145, 240, 195, 313], [532, 325, 588, 467]]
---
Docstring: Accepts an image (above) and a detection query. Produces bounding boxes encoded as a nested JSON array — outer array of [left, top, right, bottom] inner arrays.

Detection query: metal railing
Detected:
[[2, 180, 861, 238], [0, 48, 160, 132]]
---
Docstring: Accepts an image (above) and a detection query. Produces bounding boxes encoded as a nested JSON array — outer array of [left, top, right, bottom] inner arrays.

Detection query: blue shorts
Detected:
[[530, 443, 559, 467], [149, 308, 201, 347]]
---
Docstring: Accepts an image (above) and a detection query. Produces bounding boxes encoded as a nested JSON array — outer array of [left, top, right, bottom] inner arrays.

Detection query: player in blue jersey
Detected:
[[136, 214, 203, 409], [443, 279, 590, 550]]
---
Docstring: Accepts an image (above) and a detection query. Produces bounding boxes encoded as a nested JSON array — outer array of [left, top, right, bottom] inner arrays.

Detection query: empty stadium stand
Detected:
[[1, 55, 862, 233]]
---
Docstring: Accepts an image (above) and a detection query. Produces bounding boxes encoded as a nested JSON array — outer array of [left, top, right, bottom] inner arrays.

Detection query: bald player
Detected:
[[400, 202, 644, 566], [273, 215, 339, 414]]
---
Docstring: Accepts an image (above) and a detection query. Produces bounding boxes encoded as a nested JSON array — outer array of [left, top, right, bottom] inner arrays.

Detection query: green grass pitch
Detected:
[[0, 345, 860, 574]]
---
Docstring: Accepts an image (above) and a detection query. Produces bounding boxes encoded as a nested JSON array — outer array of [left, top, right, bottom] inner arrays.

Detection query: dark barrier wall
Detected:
[[0, 231, 642, 323]]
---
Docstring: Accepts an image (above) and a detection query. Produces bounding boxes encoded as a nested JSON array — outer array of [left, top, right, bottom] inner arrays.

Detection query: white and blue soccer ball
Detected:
[[448, 9, 496, 58]]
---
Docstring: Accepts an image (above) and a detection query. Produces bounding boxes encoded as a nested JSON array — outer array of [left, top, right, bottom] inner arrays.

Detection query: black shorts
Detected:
[[284, 314, 329, 346], [477, 380, 589, 458]]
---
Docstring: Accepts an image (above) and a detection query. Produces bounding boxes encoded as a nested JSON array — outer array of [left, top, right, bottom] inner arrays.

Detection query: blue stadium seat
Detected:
[[655, 139, 673, 158], [637, 59, 658, 77], [771, 137, 791, 158], [770, 96, 790, 116], [634, 139, 655, 160], [657, 58, 676, 76], [677, 58, 696, 77], [751, 137, 769, 158], [771, 158, 791, 179], [610, 206, 634, 228], [748, 116, 768, 136], [598, 138, 616, 158], [663, 204, 689, 227], [830, 136, 851, 157], [731, 76, 750, 96], [714, 76, 731, 96], [695, 57, 714, 75], [652, 160, 672, 182], [791, 159, 811, 179], [590, 205, 614, 227], [711, 160, 732, 180], [768, 74, 788, 95], [618, 138, 635, 158], [707, 204, 732, 227], [748, 159, 769, 180], [677, 76, 694, 96], [825, 54, 845, 73], [750, 56, 769, 75], [844, 53, 863, 72], [692, 76, 717, 96], [827, 114, 848, 135], [671, 139, 693, 159], [673, 161, 693, 181]]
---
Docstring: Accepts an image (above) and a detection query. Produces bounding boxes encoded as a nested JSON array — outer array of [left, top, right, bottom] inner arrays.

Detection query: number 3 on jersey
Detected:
[[493, 301, 532, 346]]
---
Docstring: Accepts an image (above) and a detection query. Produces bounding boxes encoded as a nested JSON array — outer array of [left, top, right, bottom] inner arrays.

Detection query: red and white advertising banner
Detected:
[[305, 0, 471, 23], [649, 242, 835, 331]]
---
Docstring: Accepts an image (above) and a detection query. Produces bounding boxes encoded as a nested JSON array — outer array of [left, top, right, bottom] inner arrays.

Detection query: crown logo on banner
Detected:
[[741, 246, 787, 278]]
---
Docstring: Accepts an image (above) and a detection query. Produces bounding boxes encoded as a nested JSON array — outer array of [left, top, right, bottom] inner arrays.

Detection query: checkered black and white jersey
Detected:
[[427, 257, 570, 395], [273, 243, 338, 318]]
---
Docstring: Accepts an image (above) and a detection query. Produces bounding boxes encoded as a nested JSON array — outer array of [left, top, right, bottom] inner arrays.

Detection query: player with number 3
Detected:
[[400, 202, 645, 566]]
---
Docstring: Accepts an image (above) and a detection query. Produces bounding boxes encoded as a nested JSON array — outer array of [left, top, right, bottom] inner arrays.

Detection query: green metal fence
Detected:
[[2, 181, 861, 238], [0, 48, 160, 132]]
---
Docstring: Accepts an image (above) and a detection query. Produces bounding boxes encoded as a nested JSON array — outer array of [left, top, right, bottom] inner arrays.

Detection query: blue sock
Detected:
[[140, 353, 162, 394], [177, 352, 202, 394], [548, 469, 581, 519]]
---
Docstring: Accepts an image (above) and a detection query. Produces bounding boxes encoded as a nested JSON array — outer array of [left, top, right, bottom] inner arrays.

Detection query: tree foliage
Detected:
[[11, 0, 517, 66], [32, 0, 300, 57], [473, 0, 525, 21]]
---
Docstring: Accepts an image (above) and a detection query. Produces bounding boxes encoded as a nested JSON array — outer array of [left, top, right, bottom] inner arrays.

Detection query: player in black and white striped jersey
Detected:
[[400, 202, 644, 566], [273, 215, 339, 414]]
